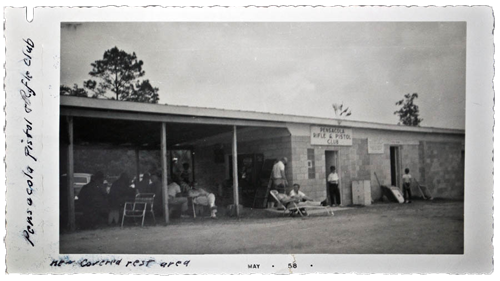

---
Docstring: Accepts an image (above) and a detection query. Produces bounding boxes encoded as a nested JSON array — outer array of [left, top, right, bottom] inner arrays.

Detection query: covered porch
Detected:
[[60, 96, 291, 231]]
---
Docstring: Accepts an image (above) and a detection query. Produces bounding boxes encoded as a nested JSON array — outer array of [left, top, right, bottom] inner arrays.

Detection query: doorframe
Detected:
[[325, 149, 341, 206], [390, 146, 402, 188]]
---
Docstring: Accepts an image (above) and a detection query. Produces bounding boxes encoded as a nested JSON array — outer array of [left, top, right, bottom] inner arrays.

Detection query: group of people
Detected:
[[77, 172, 133, 228], [76, 156, 416, 228], [168, 162, 218, 218], [76, 162, 218, 229], [270, 155, 416, 206], [167, 177, 218, 219], [270, 157, 341, 207], [77, 171, 163, 229]]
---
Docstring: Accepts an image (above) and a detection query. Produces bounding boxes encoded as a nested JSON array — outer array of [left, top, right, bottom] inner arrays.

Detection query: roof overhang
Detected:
[[60, 96, 465, 136]]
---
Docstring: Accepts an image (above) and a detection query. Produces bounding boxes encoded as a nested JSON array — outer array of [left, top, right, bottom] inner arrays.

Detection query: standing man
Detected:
[[402, 168, 412, 204], [327, 166, 341, 206], [271, 157, 288, 194], [179, 162, 192, 184]]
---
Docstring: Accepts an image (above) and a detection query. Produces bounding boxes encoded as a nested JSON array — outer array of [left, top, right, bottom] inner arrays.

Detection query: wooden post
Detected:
[[66, 116, 75, 231], [135, 149, 140, 184], [161, 123, 169, 224], [232, 126, 240, 217]]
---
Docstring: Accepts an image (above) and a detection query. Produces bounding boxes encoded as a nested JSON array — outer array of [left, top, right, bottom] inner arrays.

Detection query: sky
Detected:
[[60, 22, 466, 129]]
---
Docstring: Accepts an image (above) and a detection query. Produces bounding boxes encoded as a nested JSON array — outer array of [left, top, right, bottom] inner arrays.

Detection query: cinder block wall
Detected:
[[289, 136, 371, 204], [290, 135, 327, 201], [290, 136, 464, 204], [193, 128, 464, 203], [400, 144, 422, 197], [421, 141, 464, 199], [368, 150, 391, 200], [193, 135, 293, 192]]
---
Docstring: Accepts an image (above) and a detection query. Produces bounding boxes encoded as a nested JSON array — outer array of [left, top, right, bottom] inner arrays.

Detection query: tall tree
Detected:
[[83, 47, 159, 103], [60, 84, 89, 97], [394, 93, 423, 126]]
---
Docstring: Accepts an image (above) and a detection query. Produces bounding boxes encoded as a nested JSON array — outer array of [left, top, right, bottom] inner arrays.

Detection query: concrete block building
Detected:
[[60, 96, 464, 227], [190, 121, 464, 205]]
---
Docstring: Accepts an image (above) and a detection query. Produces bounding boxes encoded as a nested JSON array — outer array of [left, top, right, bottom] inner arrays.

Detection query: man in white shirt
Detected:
[[167, 179, 188, 217], [271, 157, 288, 193], [289, 184, 321, 206], [327, 166, 341, 206]]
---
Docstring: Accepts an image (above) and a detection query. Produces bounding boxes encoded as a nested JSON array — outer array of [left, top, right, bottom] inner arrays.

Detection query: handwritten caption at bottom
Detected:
[[50, 258, 190, 268]]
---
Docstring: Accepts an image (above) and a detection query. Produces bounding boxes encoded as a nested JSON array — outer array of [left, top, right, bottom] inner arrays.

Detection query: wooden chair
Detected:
[[121, 193, 156, 227]]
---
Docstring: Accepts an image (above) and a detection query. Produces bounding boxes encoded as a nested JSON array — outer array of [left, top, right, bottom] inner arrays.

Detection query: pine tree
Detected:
[[82, 46, 159, 103]]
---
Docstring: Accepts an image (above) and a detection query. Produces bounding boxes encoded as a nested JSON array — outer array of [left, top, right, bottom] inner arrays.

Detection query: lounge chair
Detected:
[[269, 190, 334, 217]]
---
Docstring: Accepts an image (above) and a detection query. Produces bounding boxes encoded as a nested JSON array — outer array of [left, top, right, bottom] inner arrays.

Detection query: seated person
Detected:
[[272, 190, 304, 210], [289, 184, 322, 206], [188, 181, 217, 218], [167, 179, 188, 218], [179, 180, 191, 196]]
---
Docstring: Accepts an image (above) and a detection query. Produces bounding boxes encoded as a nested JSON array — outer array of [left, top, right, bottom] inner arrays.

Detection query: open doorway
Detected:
[[228, 153, 265, 207], [170, 149, 194, 183], [325, 150, 340, 205], [390, 146, 401, 187]]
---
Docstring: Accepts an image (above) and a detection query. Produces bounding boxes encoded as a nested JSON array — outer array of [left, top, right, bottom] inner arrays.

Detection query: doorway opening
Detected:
[[228, 153, 265, 207], [390, 146, 401, 187], [170, 149, 194, 183], [325, 150, 340, 205]]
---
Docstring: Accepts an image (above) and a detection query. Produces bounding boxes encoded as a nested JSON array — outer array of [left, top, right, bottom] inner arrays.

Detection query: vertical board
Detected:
[[352, 180, 372, 206]]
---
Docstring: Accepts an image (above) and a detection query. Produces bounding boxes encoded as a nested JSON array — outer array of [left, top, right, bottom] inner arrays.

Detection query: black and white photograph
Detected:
[[3, 4, 494, 275]]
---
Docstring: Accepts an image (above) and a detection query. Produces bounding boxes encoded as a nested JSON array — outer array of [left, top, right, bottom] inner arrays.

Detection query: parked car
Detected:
[[61, 173, 92, 200]]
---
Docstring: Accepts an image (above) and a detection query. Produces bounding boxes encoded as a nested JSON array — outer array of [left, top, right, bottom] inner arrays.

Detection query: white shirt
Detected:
[[272, 161, 285, 179], [328, 172, 339, 183], [402, 174, 412, 184], [289, 189, 306, 198], [167, 182, 181, 198]]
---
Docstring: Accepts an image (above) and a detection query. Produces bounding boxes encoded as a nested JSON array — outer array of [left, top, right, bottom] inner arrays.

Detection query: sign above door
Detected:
[[310, 126, 352, 146]]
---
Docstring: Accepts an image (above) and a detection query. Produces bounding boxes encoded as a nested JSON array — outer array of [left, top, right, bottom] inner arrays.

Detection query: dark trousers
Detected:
[[328, 183, 340, 206], [403, 183, 412, 202]]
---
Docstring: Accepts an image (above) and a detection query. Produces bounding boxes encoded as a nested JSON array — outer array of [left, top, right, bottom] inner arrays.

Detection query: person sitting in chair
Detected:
[[188, 181, 217, 218], [289, 184, 322, 206], [167, 178, 188, 218]]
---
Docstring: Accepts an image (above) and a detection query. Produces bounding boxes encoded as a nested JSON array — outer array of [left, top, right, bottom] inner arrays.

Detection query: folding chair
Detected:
[[121, 193, 156, 227], [269, 190, 306, 217], [269, 190, 334, 217]]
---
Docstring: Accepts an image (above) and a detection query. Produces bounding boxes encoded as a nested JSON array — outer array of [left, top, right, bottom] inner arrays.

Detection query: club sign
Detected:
[[310, 126, 352, 146]]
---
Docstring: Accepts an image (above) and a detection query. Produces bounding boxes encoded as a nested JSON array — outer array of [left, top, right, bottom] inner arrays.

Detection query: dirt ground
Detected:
[[60, 200, 463, 254]]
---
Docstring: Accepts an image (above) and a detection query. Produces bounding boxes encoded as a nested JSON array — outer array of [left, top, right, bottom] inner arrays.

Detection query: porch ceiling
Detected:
[[61, 116, 240, 149]]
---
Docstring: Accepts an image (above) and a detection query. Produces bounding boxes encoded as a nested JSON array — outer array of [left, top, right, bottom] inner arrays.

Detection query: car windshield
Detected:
[[74, 177, 89, 184]]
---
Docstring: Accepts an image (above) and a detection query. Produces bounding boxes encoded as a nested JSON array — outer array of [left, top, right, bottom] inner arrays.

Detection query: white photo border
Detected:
[[3, 5, 494, 274]]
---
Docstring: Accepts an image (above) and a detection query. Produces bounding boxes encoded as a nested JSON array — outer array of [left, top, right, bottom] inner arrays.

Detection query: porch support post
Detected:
[[66, 116, 75, 231], [161, 122, 169, 224], [232, 125, 240, 217], [135, 149, 140, 183]]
